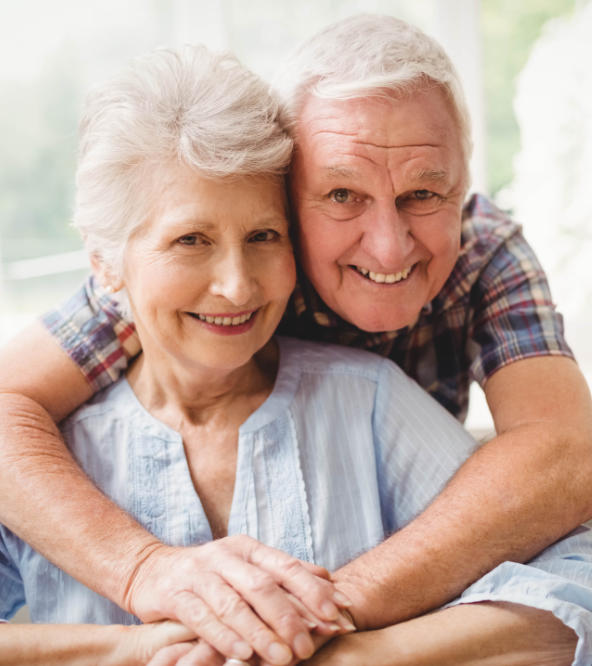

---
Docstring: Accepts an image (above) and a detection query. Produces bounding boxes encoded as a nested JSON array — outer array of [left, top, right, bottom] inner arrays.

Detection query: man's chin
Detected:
[[342, 308, 421, 334]]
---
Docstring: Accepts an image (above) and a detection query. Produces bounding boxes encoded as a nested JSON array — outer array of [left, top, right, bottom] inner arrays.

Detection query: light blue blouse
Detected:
[[1, 337, 591, 664]]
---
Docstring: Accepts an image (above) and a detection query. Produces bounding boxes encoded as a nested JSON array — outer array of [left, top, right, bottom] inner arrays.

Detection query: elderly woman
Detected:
[[1, 45, 592, 666]]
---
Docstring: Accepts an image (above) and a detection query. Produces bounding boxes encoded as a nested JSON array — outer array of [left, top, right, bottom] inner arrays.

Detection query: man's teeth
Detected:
[[195, 312, 254, 326], [356, 266, 412, 284]]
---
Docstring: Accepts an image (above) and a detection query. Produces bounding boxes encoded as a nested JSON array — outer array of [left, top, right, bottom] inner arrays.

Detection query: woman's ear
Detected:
[[89, 253, 124, 293]]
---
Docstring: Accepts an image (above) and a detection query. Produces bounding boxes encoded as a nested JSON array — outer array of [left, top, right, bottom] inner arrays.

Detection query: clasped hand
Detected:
[[124, 535, 353, 665]]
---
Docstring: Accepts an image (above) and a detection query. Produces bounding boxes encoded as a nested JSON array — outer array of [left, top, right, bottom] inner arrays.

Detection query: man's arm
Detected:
[[0, 621, 196, 666], [332, 356, 592, 629], [0, 321, 158, 603], [302, 602, 578, 666]]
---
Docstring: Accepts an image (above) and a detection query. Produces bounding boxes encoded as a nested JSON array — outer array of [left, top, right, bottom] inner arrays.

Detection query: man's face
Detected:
[[290, 87, 468, 332]]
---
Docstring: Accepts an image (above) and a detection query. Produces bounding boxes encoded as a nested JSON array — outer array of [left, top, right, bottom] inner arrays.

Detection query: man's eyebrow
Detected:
[[411, 168, 449, 182], [322, 165, 359, 178]]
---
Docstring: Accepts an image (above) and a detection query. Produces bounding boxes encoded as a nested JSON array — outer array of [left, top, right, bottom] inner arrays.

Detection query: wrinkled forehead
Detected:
[[297, 88, 455, 139], [292, 89, 468, 182]]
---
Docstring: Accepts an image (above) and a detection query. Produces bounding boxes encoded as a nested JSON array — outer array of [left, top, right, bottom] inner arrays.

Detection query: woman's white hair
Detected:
[[74, 45, 292, 277], [273, 13, 472, 164]]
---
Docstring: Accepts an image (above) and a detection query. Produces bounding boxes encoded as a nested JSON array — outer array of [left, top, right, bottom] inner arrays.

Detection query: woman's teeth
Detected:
[[195, 312, 254, 326], [355, 266, 412, 284]]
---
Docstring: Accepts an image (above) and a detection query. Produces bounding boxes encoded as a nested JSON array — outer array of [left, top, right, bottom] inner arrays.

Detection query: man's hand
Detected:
[[300, 602, 577, 666], [125, 536, 351, 665]]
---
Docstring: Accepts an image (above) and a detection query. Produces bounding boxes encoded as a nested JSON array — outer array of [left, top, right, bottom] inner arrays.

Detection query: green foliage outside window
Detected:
[[482, 0, 575, 196]]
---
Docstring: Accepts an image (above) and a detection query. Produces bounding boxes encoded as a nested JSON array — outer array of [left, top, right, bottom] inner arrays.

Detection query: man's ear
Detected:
[[89, 253, 124, 293]]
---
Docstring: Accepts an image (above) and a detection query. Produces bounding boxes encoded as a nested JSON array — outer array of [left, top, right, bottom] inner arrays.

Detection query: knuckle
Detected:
[[281, 557, 304, 578], [216, 592, 248, 621], [247, 571, 276, 595], [196, 618, 236, 655], [181, 601, 210, 628], [274, 608, 301, 634], [246, 621, 276, 648], [208, 625, 230, 649]]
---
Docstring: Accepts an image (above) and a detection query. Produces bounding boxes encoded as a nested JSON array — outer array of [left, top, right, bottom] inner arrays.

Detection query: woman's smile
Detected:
[[186, 309, 259, 335]]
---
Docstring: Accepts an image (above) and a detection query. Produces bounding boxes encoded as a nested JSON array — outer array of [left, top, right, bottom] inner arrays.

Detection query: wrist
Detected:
[[332, 571, 374, 631], [120, 540, 172, 617], [109, 536, 165, 614]]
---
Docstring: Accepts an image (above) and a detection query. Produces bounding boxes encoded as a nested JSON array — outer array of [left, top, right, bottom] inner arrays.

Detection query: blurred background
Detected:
[[1, 0, 591, 433]]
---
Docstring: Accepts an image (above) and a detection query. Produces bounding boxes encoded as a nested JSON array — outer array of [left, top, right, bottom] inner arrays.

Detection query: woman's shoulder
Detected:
[[60, 377, 141, 432], [276, 336, 405, 382]]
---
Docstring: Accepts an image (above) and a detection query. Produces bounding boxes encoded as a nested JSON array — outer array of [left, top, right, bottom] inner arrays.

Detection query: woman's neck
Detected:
[[126, 339, 279, 432]]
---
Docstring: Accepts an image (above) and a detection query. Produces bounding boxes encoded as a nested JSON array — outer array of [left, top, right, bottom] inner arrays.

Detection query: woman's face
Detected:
[[121, 165, 296, 375]]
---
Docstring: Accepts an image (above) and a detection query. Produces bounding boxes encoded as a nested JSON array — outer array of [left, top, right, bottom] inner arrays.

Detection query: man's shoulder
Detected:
[[436, 194, 525, 308], [460, 193, 522, 255]]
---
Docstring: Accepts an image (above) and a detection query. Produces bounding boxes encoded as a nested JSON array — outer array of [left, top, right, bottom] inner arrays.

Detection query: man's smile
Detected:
[[350, 264, 414, 284]]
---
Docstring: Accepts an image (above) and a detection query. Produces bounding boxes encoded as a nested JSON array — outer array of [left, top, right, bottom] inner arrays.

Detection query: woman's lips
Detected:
[[186, 309, 259, 334]]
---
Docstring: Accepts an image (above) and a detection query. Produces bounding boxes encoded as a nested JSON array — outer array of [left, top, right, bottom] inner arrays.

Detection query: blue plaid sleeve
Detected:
[[469, 227, 574, 385], [41, 276, 140, 391]]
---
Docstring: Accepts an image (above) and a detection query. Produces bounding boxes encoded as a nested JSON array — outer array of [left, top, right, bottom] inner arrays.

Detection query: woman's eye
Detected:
[[177, 234, 206, 246], [177, 234, 197, 245], [249, 229, 279, 243], [329, 188, 353, 204]]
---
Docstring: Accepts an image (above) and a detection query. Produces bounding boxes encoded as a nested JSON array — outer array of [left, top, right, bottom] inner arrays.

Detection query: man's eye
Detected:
[[396, 190, 444, 214], [249, 230, 279, 243], [329, 188, 353, 204], [414, 190, 434, 200]]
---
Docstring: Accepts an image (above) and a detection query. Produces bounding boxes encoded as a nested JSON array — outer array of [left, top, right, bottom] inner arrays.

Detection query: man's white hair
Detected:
[[74, 45, 292, 277], [273, 13, 472, 163]]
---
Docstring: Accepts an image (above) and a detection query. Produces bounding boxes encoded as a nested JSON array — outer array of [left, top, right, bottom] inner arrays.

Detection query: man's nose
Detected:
[[359, 200, 414, 267], [209, 248, 257, 306]]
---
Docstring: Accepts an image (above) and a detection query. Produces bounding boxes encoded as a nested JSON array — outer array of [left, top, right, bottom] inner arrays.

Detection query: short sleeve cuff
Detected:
[[41, 276, 140, 391]]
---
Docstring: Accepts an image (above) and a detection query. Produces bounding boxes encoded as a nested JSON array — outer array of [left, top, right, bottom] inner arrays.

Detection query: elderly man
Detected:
[[0, 12, 591, 665]]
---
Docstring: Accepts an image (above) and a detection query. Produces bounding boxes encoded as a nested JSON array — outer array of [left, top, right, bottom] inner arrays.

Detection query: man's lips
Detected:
[[350, 264, 414, 284]]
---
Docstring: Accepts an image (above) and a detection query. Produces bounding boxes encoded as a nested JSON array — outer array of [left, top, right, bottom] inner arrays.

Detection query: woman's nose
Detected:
[[208, 248, 258, 306]]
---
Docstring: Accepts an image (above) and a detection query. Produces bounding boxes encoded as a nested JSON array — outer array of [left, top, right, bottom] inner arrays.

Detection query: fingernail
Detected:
[[341, 619, 356, 632], [293, 631, 314, 659], [267, 641, 292, 665], [232, 640, 253, 660], [333, 590, 353, 607], [304, 618, 318, 629], [326, 623, 342, 632], [321, 600, 338, 620]]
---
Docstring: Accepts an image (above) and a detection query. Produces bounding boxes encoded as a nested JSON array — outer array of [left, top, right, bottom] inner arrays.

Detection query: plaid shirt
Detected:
[[43, 194, 573, 421]]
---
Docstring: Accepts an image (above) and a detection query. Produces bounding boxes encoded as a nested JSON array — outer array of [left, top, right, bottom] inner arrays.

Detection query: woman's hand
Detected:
[[145, 636, 222, 666], [119, 621, 197, 665], [124, 535, 351, 665]]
